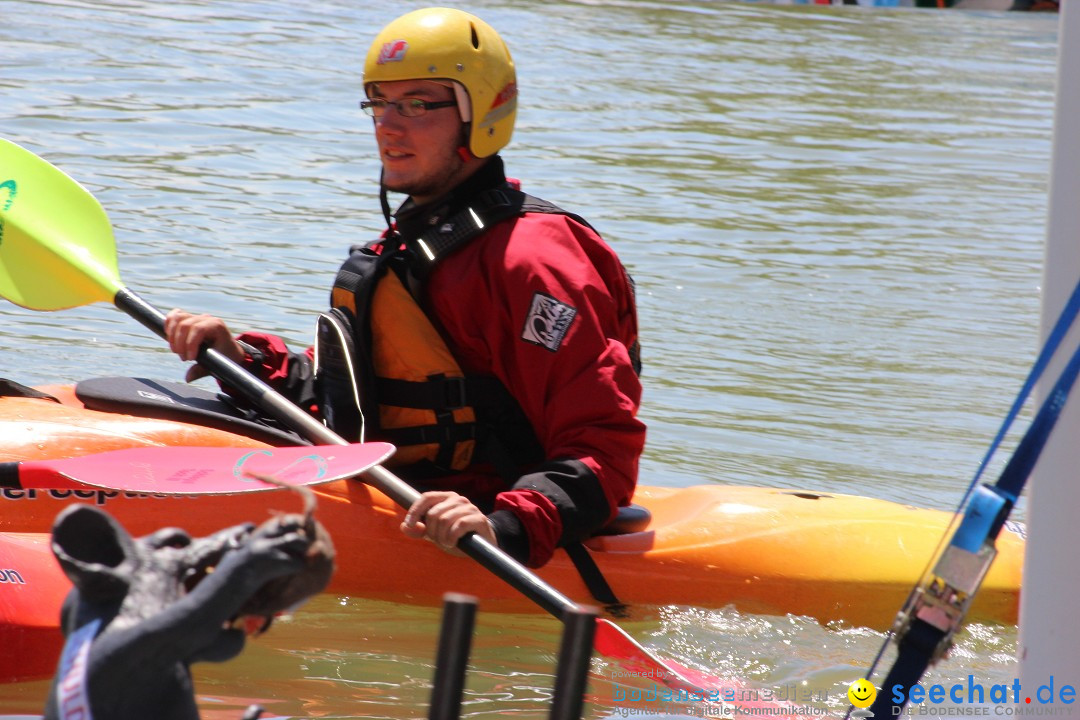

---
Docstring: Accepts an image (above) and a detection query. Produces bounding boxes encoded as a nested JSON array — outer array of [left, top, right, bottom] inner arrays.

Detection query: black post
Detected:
[[550, 605, 598, 720], [429, 593, 478, 720]]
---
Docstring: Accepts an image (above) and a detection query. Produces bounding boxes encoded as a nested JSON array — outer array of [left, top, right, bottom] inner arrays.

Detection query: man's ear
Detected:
[[51, 504, 137, 601]]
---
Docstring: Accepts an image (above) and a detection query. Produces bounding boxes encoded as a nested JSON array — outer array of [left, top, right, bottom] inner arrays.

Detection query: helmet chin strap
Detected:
[[379, 167, 396, 238]]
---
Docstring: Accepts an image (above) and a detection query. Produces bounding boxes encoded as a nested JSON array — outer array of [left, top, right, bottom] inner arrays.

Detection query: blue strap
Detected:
[[952, 486, 1008, 553], [955, 276, 1080, 512], [950, 327, 1080, 552], [993, 327, 1080, 500]]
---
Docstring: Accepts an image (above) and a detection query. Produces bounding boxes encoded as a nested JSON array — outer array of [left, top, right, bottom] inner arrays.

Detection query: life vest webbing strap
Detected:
[[335, 268, 364, 293], [406, 188, 590, 284], [378, 422, 479, 447], [375, 374, 515, 411], [432, 410, 456, 469]]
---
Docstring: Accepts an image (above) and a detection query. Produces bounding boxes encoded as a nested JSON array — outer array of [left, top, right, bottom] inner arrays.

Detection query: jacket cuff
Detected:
[[513, 459, 610, 545], [488, 509, 529, 565], [234, 332, 292, 383]]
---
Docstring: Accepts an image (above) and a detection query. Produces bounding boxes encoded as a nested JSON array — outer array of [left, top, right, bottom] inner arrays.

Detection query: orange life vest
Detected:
[[326, 265, 480, 471], [316, 189, 552, 479]]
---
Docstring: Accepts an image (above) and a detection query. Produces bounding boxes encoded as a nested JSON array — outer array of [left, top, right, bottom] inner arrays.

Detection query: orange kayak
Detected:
[[0, 383, 1024, 680]]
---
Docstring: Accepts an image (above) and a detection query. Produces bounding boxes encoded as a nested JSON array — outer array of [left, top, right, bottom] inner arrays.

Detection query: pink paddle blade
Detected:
[[10, 442, 395, 495]]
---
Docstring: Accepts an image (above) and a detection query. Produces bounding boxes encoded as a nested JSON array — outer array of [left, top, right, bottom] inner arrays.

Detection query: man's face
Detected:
[[368, 79, 468, 205]]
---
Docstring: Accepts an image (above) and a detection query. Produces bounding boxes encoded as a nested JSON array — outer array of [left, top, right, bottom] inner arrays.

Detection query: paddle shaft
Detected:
[[114, 287, 576, 619]]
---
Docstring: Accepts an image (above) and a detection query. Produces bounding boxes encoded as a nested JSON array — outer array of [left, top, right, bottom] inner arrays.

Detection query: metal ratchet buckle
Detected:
[[890, 484, 1010, 663]]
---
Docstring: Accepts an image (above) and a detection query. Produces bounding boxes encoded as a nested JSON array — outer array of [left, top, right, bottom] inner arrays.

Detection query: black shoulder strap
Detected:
[[404, 188, 587, 283], [407, 187, 523, 263]]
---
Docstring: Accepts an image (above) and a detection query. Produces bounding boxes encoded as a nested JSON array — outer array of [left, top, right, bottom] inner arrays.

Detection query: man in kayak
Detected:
[[164, 7, 644, 570]]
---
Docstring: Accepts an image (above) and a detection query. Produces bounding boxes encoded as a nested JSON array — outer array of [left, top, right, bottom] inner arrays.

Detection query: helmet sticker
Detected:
[[479, 100, 516, 129], [491, 82, 517, 109], [376, 40, 408, 65], [479, 82, 517, 129], [521, 292, 577, 352]]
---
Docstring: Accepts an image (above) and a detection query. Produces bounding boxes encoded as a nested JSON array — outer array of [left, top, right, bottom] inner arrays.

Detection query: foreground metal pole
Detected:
[[428, 593, 478, 720], [550, 605, 598, 720]]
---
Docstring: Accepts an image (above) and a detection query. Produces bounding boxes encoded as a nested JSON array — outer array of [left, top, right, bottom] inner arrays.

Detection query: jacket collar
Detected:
[[393, 156, 507, 242]]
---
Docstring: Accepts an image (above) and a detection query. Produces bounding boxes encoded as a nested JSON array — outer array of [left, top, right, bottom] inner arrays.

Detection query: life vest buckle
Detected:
[[441, 375, 467, 410], [417, 418, 478, 445]]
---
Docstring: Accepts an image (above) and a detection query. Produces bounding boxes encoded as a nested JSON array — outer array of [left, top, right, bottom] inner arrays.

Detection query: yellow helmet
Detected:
[[363, 8, 517, 158]]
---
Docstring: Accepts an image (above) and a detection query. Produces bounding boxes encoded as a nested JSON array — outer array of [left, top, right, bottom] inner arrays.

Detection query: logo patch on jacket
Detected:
[[521, 292, 577, 352]]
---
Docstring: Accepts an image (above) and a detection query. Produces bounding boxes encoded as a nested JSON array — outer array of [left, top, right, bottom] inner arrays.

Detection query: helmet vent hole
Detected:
[[470, 23, 480, 49]]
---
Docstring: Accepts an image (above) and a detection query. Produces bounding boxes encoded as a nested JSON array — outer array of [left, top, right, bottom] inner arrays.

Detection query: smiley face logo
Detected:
[[848, 679, 877, 708]]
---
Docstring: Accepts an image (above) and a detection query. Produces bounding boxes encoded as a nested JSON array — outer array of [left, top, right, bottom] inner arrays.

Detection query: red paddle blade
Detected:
[[13, 443, 395, 495], [595, 619, 797, 714], [594, 618, 708, 694]]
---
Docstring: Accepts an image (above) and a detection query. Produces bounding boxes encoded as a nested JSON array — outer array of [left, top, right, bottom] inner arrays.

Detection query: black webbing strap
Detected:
[[0, 378, 59, 401], [409, 188, 520, 267], [375, 374, 516, 411], [0, 463, 21, 489], [868, 620, 947, 717], [564, 542, 625, 614], [377, 422, 479, 448]]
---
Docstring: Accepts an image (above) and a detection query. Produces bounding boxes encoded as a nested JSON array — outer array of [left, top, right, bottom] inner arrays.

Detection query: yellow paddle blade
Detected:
[[0, 138, 122, 310]]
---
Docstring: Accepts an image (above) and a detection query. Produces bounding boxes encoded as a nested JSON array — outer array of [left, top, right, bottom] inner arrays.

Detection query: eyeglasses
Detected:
[[359, 97, 457, 118]]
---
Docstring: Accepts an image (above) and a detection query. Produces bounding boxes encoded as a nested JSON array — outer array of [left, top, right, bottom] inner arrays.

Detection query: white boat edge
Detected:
[[1019, 0, 1080, 688]]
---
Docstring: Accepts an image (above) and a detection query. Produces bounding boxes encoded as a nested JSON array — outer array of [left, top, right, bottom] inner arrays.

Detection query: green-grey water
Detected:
[[0, 1, 1058, 718]]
